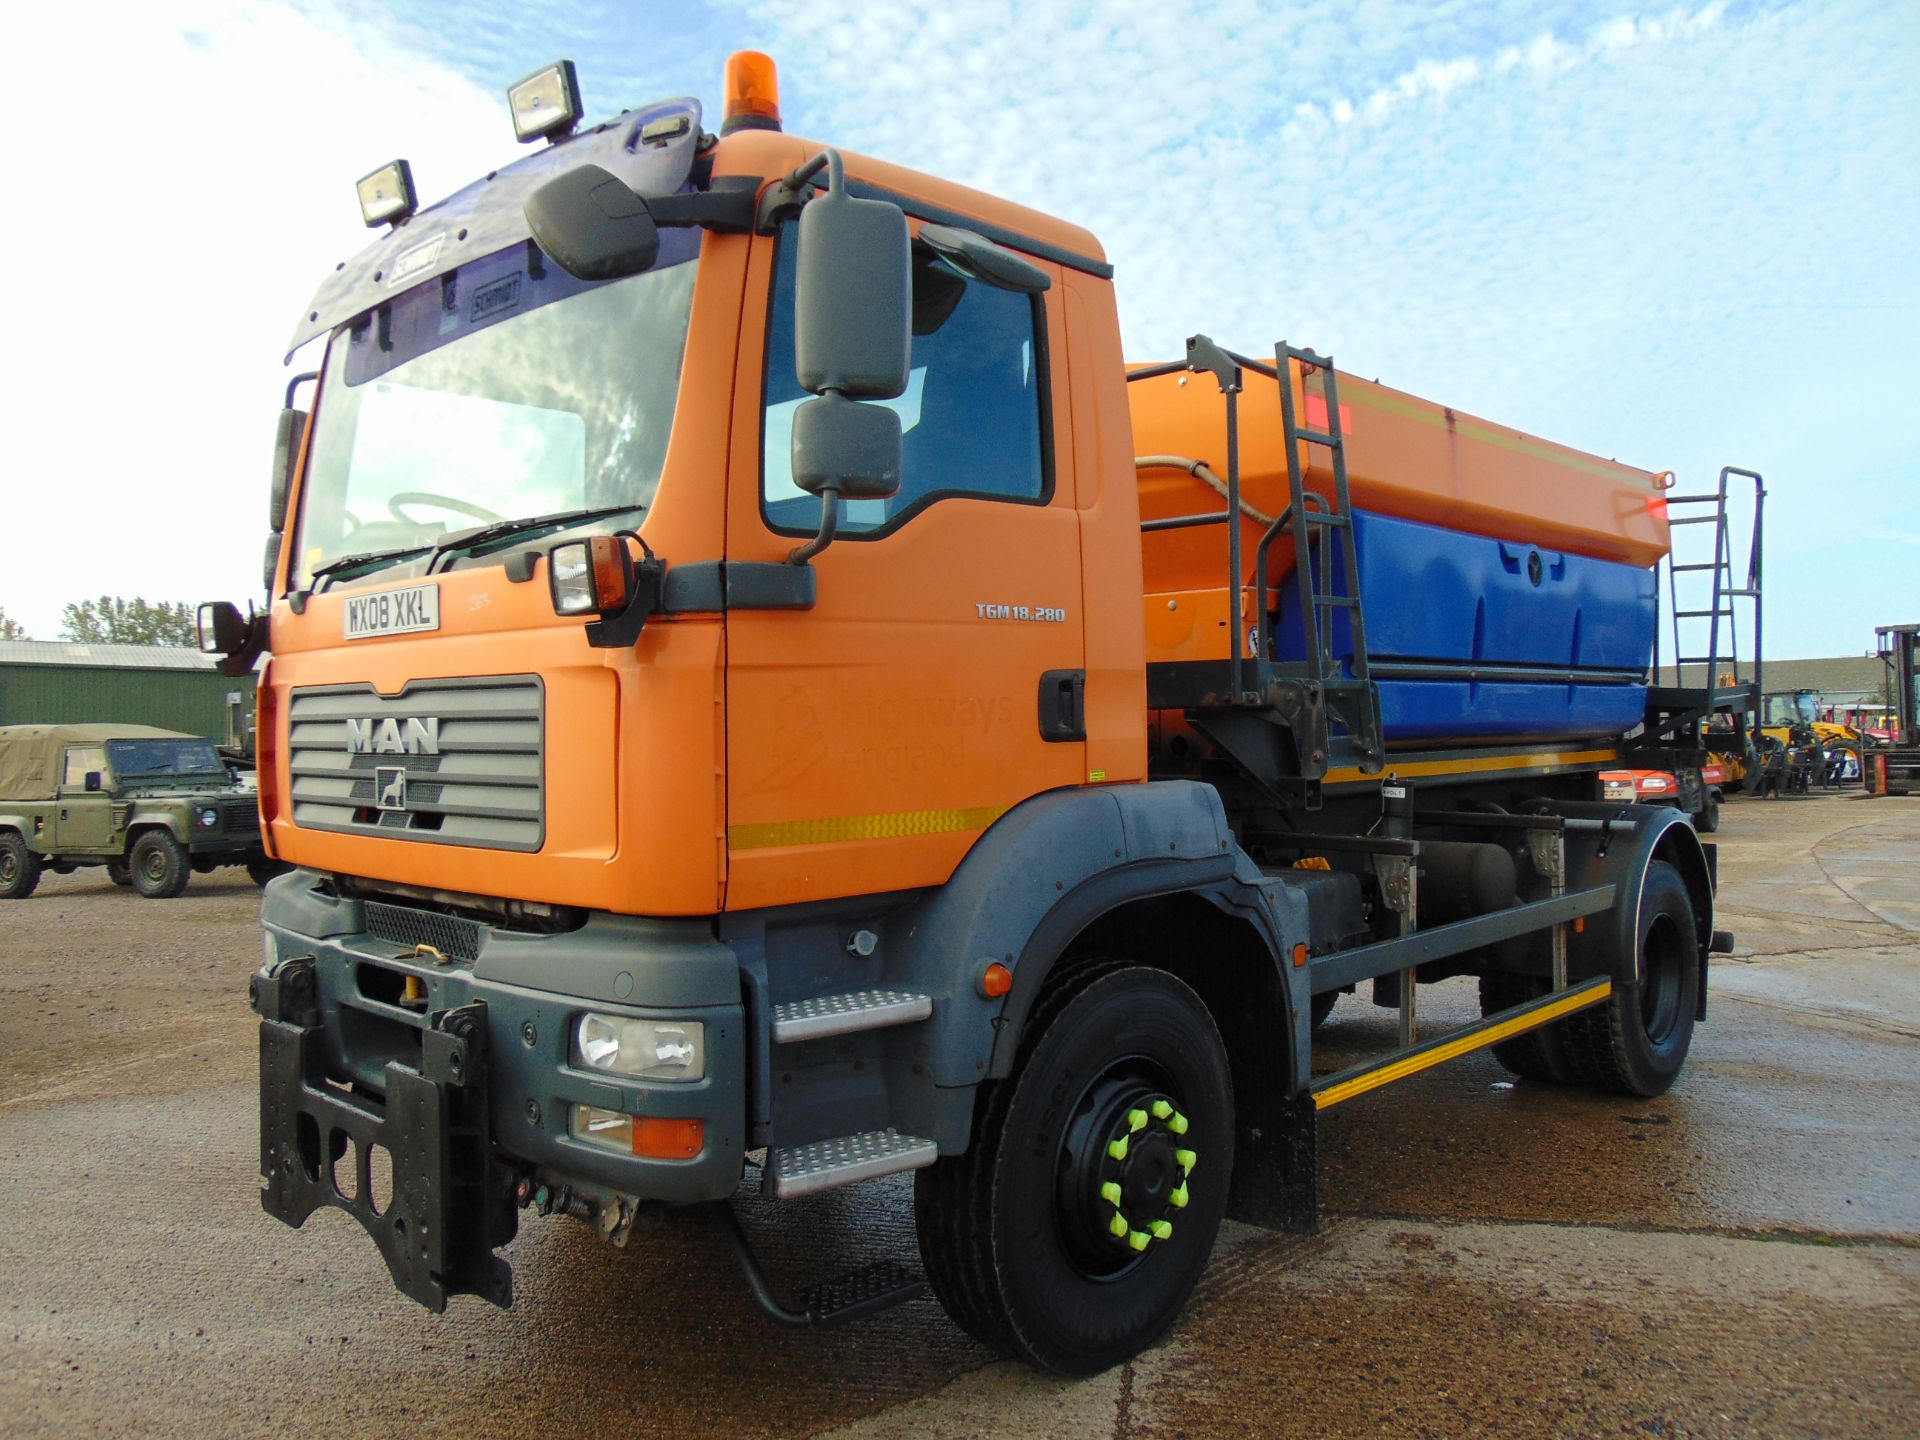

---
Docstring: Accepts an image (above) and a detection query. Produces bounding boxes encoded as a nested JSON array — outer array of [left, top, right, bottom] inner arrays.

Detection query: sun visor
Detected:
[[287, 97, 705, 360]]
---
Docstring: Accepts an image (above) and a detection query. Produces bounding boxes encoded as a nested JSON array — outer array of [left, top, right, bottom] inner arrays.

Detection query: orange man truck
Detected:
[[203, 52, 1747, 1374]]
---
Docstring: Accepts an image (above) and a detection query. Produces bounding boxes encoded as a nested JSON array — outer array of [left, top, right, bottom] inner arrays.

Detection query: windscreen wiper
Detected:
[[309, 545, 434, 588], [424, 504, 648, 571]]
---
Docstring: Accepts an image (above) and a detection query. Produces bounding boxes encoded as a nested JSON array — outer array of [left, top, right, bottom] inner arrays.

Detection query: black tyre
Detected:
[[1695, 792, 1721, 834], [0, 831, 42, 900], [106, 859, 133, 888], [1478, 970, 1567, 1082], [915, 965, 1234, 1375], [129, 830, 190, 899], [1309, 990, 1339, 1030], [1557, 861, 1700, 1097], [246, 857, 288, 887]]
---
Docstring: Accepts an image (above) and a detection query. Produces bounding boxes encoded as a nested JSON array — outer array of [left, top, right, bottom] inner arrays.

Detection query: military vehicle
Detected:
[[0, 723, 272, 898]]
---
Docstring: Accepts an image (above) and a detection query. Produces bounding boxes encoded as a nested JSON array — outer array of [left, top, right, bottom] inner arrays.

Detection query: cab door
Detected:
[[723, 221, 1085, 910], [54, 745, 116, 851]]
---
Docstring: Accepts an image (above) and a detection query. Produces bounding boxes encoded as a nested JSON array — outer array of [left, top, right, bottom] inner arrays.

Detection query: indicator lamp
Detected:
[[508, 59, 584, 144], [548, 536, 634, 617], [721, 50, 781, 135], [355, 159, 417, 228]]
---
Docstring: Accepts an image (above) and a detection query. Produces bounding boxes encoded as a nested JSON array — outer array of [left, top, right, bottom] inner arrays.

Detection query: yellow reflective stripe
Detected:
[[1322, 747, 1619, 786], [1312, 977, 1612, 1110], [727, 803, 1008, 851], [1344, 385, 1663, 492]]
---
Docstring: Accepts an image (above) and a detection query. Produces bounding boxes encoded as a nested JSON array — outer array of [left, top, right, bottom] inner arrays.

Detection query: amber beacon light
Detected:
[[722, 50, 782, 134]]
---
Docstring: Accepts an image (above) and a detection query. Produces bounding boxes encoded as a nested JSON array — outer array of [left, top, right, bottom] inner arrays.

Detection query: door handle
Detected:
[[1038, 669, 1086, 743]]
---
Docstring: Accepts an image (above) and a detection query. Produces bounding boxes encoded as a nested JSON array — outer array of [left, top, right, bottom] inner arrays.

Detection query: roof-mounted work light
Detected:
[[509, 59, 583, 143], [721, 50, 781, 135], [356, 159, 417, 228]]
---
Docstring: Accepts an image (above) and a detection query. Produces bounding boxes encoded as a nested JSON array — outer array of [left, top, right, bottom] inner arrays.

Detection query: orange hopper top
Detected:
[[1127, 359, 1671, 602]]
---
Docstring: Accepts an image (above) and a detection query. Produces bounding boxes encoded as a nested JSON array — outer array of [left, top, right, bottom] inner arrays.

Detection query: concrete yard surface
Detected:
[[1, 791, 1915, 1438]]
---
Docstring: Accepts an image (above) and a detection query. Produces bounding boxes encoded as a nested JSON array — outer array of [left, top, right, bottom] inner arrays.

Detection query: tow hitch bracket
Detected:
[[255, 962, 516, 1313]]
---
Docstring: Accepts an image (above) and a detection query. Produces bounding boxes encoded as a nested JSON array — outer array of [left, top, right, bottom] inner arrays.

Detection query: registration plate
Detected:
[[343, 583, 440, 640]]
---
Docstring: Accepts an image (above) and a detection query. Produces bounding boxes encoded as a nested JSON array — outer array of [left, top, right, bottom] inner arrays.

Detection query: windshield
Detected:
[[293, 234, 699, 587], [108, 739, 224, 778]]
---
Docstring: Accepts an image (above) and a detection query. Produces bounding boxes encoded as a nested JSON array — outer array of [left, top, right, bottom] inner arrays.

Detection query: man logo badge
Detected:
[[375, 766, 409, 813], [345, 716, 441, 755]]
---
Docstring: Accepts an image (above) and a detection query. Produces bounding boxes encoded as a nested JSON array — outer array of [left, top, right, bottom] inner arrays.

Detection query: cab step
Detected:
[[766, 1128, 939, 1199], [719, 1206, 925, 1328], [770, 989, 932, 1044]]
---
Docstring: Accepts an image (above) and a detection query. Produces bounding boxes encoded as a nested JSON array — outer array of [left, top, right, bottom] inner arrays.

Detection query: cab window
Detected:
[[762, 225, 1048, 536], [62, 746, 107, 788]]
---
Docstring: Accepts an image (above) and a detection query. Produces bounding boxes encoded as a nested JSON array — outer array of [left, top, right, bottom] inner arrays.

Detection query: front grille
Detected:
[[363, 900, 483, 962], [220, 796, 261, 834], [286, 676, 544, 852]]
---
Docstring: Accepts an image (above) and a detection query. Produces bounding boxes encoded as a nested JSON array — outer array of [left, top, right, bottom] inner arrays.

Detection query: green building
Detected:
[[0, 641, 255, 747]]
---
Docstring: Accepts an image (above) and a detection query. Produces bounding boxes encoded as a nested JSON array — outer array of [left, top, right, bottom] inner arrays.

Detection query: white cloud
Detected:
[[2, 0, 1911, 665], [0, 0, 511, 639]]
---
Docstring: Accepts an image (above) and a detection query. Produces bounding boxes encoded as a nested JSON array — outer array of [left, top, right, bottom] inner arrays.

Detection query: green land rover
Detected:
[[0, 723, 274, 899]]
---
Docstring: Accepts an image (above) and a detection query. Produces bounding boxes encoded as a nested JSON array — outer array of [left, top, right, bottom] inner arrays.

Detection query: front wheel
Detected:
[[129, 831, 190, 899], [915, 964, 1233, 1375], [1557, 860, 1700, 1097], [0, 832, 41, 900], [246, 858, 288, 887]]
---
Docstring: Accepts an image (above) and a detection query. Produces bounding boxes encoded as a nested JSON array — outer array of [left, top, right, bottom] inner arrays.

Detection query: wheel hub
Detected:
[[1058, 1077, 1196, 1274]]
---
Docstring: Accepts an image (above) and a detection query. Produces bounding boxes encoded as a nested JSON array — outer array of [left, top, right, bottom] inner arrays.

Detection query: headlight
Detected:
[[573, 1013, 704, 1081], [196, 807, 219, 829], [1637, 775, 1674, 795]]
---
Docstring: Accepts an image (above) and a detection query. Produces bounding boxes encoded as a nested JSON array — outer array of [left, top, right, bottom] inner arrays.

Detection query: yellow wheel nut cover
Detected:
[[1128, 1230, 1151, 1251], [1109, 1212, 1130, 1237], [1175, 1147, 1196, 1174], [1169, 1183, 1189, 1208], [1149, 1219, 1173, 1240], [1127, 1108, 1148, 1133], [1169, 1112, 1189, 1135], [1100, 1181, 1123, 1206], [1107, 1136, 1129, 1161], [1151, 1099, 1173, 1120]]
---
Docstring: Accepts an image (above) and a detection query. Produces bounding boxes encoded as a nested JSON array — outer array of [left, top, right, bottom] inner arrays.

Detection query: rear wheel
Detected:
[[130, 831, 190, 899], [1557, 860, 1700, 1096], [1695, 791, 1721, 834], [1309, 990, 1339, 1030], [915, 964, 1233, 1375], [0, 832, 42, 900], [1478, 970, 1567, 1082], [106, 859, 133, 887]]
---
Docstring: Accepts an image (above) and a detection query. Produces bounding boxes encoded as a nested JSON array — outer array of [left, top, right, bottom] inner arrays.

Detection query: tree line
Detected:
[[0, 597, 198, 647]]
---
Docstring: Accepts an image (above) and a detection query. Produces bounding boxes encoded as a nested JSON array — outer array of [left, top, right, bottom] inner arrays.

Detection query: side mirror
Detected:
[[784, 150, 910, 565], [84, 772, 103, 793], [198, 601, 249, 654], [197, 600, 268, 678], [524, 163, 660, 280], [794, 180, 911, 399], [269, 407, 307, 532], [792, 393, 901, 501]]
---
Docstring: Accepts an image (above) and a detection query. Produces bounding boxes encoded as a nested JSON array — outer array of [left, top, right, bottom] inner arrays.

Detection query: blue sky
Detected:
[[4, 0, 1913, 662]]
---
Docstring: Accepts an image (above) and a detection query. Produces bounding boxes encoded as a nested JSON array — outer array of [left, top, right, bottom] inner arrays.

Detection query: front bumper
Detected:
[[253, 870, 747, 1307]]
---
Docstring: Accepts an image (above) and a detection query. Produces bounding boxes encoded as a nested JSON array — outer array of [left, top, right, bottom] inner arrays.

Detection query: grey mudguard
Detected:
[[888, 780, 1301, 1088]]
